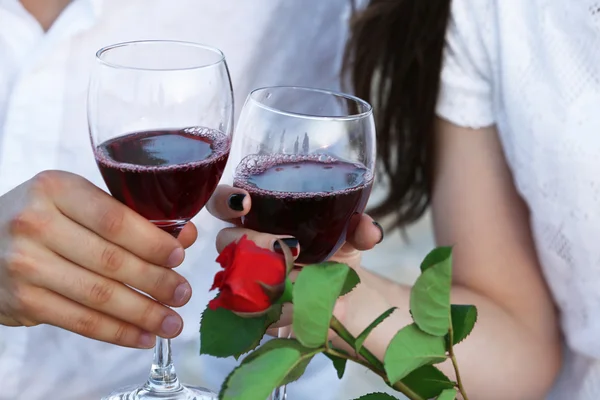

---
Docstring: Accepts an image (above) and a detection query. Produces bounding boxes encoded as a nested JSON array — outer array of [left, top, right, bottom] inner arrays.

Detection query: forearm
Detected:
[[338, 268, 561, 400]]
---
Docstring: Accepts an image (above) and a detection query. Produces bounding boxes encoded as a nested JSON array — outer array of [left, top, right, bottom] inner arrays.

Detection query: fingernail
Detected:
[[173, 283, 191, 304], [161, 315, 182, 336], [138, 332, 155, 348], [228, 194, 246, 212], [373, 221, 384, 244], [167, 248, 184, 267], [273, 238, 299, 257]]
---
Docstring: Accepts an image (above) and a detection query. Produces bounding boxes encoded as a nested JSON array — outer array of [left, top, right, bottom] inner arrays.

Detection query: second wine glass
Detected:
[[231, 86, 376, 399], [232, 86, 376, 265]]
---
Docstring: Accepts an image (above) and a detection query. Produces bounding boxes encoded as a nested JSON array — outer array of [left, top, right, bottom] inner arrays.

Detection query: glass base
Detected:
[[102, 384, 217, 400]]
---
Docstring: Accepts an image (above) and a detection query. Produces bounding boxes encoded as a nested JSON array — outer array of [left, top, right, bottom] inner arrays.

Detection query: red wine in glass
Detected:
[[233, 154, 373, 264], [95, 127, 230, 235]]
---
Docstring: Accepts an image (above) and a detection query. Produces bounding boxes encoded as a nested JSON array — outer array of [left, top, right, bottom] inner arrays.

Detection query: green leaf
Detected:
[[437, 388, 458, 400], [354, 393, 398, 399], [401, 365, 455, 399], [310, 262, 359, 296], [355, 307, 397, 352], [410, 249, 453, 336], [324, 352, 347, 379], [219, 340, 321, 400], [265, 304, 283, 326], [293, 263, 352, 348], [200, 302, 280, 359], [420, 247, 452, 273], [384, 324, 447, 384], [341, 267, 361, 296], [219, 347, 298, 400], [276, 278, 294, 304], [242, 338, 321, 385], [449, 304, 478, 346]]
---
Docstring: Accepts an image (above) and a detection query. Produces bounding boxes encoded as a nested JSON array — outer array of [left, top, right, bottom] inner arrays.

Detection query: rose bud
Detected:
[[209, 235, 293, 316]]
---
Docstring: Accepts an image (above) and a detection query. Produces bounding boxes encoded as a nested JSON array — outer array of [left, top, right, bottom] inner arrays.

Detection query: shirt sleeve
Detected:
[[436, 0, 496, 128]]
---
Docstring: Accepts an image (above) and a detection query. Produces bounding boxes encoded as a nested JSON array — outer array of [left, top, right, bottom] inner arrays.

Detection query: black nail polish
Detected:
[[273, 238, 299, 257], [228, 194, 246, 212], [373, 221, 385, 244]]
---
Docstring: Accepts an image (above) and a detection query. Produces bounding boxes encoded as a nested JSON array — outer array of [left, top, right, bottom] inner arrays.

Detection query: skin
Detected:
[[208, 119, 563, 399], [0, 171, 198, 348], [20, 0, 73, 31]]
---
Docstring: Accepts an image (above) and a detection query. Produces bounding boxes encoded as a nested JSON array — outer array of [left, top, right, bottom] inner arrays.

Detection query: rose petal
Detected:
[[209, 270, 226, 291], [208, 296, 224, 310], [220, 283, 271, 313], [211, 235, 286, 314], [215, 239, 239, 269]]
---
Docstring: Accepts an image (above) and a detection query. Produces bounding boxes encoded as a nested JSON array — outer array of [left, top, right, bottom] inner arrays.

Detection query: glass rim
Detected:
[[95, 40, 226, 72], [248, 86, 373, 121]]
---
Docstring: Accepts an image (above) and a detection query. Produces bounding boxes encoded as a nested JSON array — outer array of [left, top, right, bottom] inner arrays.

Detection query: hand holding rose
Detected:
[[205, 184, 384, 327], [201, 188, 476, 400]]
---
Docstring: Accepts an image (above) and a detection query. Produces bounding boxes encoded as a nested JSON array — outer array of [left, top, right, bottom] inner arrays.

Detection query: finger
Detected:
[[206, 185, 251, 222], [27, 246, 184, 339], [41, 213, 191, 307], [49, 173, 185, 267], [24, 286, 156, 349], [346, 214, 384, 251], [216, 227, 299, 258], [178, 222, 198, 249]]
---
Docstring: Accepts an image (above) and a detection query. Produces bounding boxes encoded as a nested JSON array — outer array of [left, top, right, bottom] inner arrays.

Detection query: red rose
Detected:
[[209, 235, 287, 313]]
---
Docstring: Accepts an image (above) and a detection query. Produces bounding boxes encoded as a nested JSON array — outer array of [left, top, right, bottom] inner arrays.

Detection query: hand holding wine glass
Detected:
[[229, 87, 375, 265], [0, 170, 193, 347]]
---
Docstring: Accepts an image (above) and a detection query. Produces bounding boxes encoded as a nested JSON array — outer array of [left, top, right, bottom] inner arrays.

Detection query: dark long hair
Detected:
[[344, 0, 451, 229]]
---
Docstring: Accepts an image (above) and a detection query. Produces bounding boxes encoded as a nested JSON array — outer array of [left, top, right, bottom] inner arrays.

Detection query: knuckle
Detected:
[[4, 246, 37, 279], [71, 313, 102, 337], [19, 317, 39, 327], [9, 283, 36, 318], [113, 322, 133, 345], [99, 245, 124, 273], [87, 281, 115, 305], [97, 206, 125, 237], [31, 171, 63, 195], [150, 269, 169, 294], [148, 236, 175, 263], [137, 263, 172, 302], [8, 208, 50, 238], [139, 301, 162, 329]]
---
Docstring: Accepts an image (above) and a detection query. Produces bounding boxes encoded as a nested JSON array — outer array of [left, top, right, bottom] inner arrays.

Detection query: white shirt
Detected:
[[0, 0, 352, 398], [437, 0, 600, 398]]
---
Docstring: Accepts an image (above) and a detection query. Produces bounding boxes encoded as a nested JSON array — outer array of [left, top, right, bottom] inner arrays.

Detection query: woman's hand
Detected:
[[0, 171, 197, 348], [206, 184, 385, 330]]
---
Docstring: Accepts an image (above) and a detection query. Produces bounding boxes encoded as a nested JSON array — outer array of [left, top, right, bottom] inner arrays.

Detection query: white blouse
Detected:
[[0, 0, 351, 398], [437, 0, 600, 398]]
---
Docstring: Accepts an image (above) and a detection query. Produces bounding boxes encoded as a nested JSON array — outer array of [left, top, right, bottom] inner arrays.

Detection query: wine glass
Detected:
[[88, 40, 233, 400], [231, 86, 375, 398]]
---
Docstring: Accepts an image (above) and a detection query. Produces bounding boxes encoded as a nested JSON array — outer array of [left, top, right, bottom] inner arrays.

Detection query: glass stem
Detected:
[[145, 225, 185, 392], [145, 337, 181, 391], [269, 327, 290, 400], [270, 385, 287, 400]]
